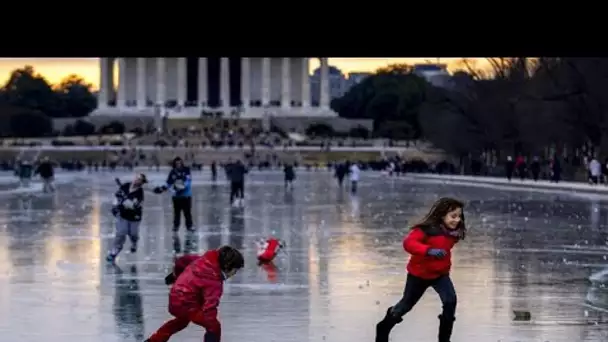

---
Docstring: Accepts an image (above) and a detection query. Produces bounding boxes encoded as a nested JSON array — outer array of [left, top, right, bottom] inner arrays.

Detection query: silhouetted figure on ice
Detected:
[[505, 156, 515, 181], [550, 157, 561, 183], [530, 157, 541, 181], [335, 162, 348, 187]]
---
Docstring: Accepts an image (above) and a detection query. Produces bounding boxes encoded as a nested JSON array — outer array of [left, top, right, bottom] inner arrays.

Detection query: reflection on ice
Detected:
[[0, 171, 607, 341], [112, 264, 145, 341], [171, 231, 198, 255], [587, 268, 608, 312]]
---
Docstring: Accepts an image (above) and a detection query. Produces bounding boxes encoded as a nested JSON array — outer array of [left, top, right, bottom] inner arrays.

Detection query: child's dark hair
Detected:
[[218, 245, 245, 271], [172, 157, 183, 168], [413, 197, 466, 240]]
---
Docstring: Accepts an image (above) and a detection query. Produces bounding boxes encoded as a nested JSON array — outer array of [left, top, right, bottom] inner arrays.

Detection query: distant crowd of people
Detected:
[[503, 155, 562, 183], [463, 153, 608, 184], [8, 146, 608, 187]]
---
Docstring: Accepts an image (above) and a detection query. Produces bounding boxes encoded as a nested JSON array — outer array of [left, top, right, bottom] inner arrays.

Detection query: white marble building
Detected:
[[94, 57, 335, 119]]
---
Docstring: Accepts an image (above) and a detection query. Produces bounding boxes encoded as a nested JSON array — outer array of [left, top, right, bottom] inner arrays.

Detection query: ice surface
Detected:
[[0, 170, 607, 341], [403, 172, 608, 196]]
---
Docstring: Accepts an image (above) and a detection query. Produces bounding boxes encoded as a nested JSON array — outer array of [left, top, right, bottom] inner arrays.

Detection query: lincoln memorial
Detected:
[[93, 57, 335, 119]]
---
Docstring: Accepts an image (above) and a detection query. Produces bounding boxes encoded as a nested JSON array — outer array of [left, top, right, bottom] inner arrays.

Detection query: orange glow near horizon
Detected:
[[0, 58, 491, 90]]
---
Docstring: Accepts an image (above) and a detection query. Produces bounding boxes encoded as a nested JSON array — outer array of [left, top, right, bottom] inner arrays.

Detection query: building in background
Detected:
[[412, 63, 452, 88], [310, 65, 347, 105], [92, 57, 336, 118], [310, 67, 372, 104], [308, 63, 452, 106]]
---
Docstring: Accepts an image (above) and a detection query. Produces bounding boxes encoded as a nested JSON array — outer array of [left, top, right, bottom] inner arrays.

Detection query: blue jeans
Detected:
[[111, 217, 140, 256]]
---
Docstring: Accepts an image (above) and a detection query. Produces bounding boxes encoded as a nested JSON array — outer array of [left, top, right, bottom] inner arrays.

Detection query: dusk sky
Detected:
[[0, 58, 488, 89]]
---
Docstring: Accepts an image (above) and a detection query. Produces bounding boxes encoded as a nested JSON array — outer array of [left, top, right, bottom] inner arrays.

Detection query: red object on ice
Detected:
[[257, 237, 284, 264], [260, 262, 278, 283]]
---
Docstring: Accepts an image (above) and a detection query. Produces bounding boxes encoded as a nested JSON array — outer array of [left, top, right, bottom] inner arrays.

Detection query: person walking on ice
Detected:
[[283, 162, 296, 190], [227, 159, 248, 207], [106, 173, 148, 263], [154, 157, 194, 232], [35, 156, 55, 193], [375, 197, 466, 342], [349, 162, 360, 194]]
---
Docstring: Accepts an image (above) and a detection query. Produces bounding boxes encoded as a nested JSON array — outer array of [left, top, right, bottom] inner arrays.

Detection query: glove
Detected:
[[153, 186, 166, 194], [204, 332, 219, 342], [111, 206, 120, 217], [427, 248, 447, 258], [164, 272, 177, 285], [122, 199, 134, 209]]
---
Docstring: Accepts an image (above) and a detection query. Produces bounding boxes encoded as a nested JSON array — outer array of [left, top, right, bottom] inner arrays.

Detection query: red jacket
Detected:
[[403, 226, 461, 279], [169, 250, 223, 335], [173, 254, 201, 277]]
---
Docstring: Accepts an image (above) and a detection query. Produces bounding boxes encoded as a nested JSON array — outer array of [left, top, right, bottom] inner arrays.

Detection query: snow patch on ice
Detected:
[[588, 268, 608, 281], [226, 283, 309, 291], [111, 273, 168, 281], [390, 173, 608, 199], [0, 172, 90, 196], [493, 247, 608, 255], [55, 260, 90, 272]]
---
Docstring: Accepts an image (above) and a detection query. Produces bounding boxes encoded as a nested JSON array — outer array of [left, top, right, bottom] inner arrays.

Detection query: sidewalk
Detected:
[[403, 173, 608, 195]]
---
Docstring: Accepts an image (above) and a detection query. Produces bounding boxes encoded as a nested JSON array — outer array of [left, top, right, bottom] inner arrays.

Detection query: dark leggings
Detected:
[[172, 196, 193, 230], [230, 181, 244, 202], [392, 273, 457, 319]]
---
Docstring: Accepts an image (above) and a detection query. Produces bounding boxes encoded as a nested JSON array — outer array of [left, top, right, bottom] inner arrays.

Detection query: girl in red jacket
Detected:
[[375, 197, 466, 342], [145, 245, 245, 342]]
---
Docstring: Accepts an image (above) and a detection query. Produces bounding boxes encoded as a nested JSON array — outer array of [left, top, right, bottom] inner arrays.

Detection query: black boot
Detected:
[[438, 315, 455, 342], [375, 307, 403, 342]]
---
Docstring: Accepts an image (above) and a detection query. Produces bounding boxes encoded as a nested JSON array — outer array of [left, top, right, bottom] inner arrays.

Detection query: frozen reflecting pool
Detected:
[[0, 170, 607, 341]]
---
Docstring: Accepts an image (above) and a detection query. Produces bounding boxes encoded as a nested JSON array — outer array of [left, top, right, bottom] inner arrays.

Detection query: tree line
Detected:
[[0, 65, 97, 137], [331, 58, 606, 168], [6, 58, 605, 172]]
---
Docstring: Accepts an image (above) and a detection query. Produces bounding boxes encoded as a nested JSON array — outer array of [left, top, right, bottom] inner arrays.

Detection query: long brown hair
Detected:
[[412, 197, 466, 240]]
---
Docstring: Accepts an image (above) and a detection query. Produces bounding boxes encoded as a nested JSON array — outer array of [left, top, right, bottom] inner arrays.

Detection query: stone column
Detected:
[[117, 58, 127, 108], [98, 58, 109, 109], [301, 58, 310, 109], [220, 57, 230, 112], [136, 58, 146, 109], [319, 57, 329, 110], [281, 57, 291, 109], [177, 57, 187, 107], [241, 57, 250, 109], [261, 58, 270, 107], [198, 58, 208, 108], [156, 58, 166, 107]]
